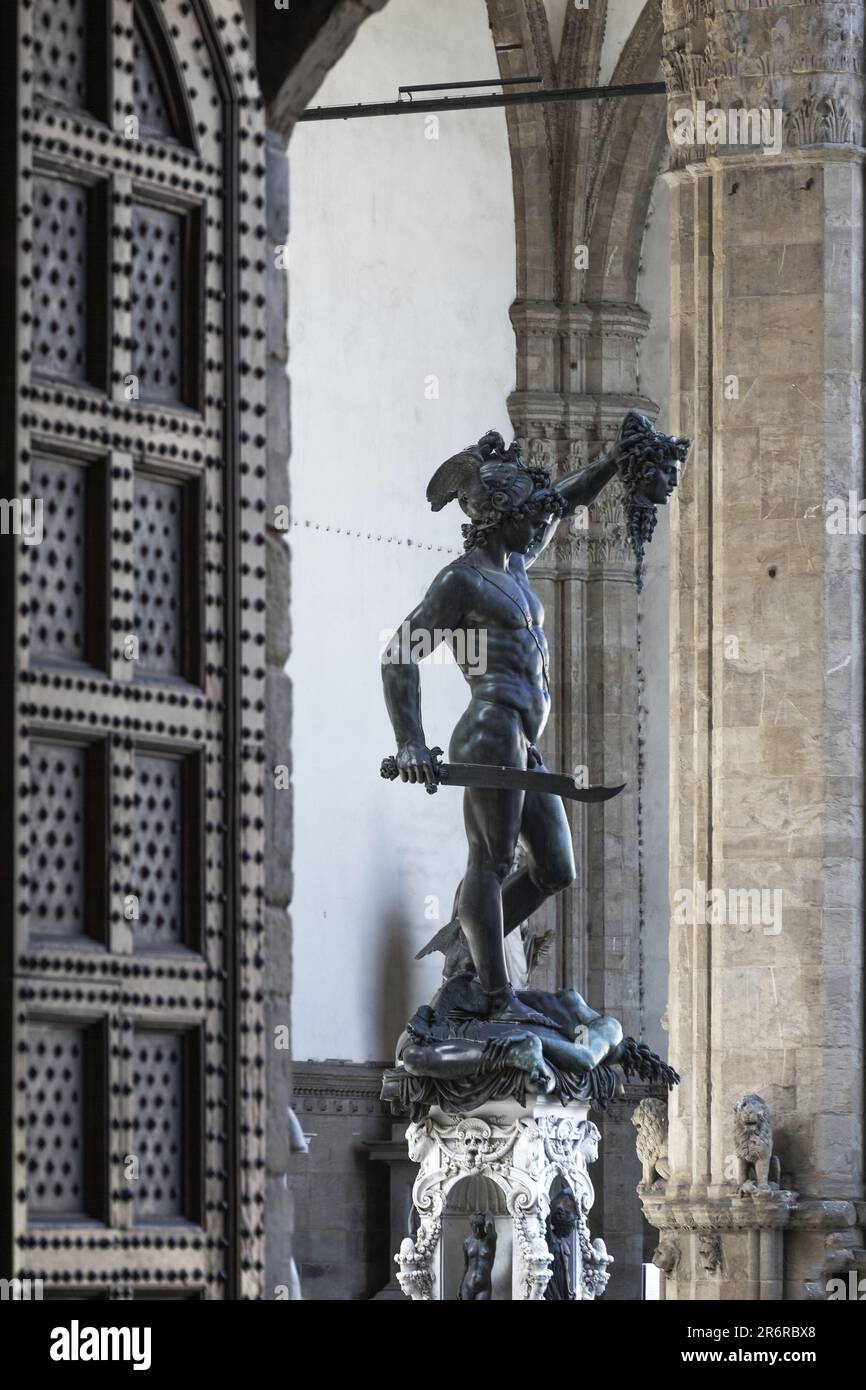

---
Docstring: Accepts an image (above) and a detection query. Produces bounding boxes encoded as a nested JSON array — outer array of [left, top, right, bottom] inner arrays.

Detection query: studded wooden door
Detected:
[[0, 0, 268, 1299]]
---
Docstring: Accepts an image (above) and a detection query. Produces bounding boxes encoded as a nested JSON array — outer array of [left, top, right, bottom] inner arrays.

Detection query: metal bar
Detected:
[[299, 79, 667, 123], [398, 76, 542, 96]]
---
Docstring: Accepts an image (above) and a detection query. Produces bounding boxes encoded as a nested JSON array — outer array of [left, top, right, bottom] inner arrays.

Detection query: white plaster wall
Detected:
[[545, 0, 648, 76], [288, 0, 517, 1063], [543, 0, 570, 62], [636, 173, 671, 1057], [599, 0, 647, 84]]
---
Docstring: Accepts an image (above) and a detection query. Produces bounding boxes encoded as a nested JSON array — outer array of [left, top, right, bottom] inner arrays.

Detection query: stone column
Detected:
[[653, 0, 866, 1298], [509, 298, 662, 1298]]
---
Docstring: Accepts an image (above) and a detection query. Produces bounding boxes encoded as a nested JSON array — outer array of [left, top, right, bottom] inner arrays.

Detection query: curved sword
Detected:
[[380, 747, 625, 803]]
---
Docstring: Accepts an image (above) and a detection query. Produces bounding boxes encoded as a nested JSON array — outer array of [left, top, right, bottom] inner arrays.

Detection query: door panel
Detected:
[[2, 0, 267, 1299]]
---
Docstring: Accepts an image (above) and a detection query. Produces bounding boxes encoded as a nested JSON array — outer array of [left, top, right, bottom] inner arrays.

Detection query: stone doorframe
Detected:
[[248, 0, 393, 1297]]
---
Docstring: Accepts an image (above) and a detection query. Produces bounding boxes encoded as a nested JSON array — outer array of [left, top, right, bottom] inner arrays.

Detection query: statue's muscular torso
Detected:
[[381, 450, 622, 782], [447, 554, 550, 745]]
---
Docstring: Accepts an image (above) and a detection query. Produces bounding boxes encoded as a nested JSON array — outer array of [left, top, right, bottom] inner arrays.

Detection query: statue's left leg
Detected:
[[401, 1033, 553, 1092], [538, 1015, 623, 1072], [500, 774, 576, 935], [414, 764, 576, 973]]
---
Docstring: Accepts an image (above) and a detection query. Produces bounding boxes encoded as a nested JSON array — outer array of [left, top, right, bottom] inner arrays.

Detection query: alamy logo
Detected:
[[825, 492, 866, 534], [0, 497, 43, 545], [49, 1320, 152, 1371], [672, 101, 783, 156], [827, 1272, 866, 1300], [379, 622, 487, 674], [673, 879, 782, 935], [0, 1276, 43, 1299]]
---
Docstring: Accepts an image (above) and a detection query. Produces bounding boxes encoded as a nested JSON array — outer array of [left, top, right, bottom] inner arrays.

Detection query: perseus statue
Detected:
[[381, 412, 689, 1035]]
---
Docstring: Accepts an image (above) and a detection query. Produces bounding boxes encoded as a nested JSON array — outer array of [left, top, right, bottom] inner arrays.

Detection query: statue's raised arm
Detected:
[[523, 411, 691, 572]]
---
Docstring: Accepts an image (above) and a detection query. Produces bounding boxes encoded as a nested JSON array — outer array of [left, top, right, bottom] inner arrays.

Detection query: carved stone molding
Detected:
[[555, 473, 634, 573], [640, 1189, 800, 1235], [663, 0, 865, 165], [292, 1060, 392, 1118], [509, 301, 652, 384], [787, 91, 859, 146]]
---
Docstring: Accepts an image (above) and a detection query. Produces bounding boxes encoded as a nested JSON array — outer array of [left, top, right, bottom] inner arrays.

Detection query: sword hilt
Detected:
[[380, 747, 444, 793]]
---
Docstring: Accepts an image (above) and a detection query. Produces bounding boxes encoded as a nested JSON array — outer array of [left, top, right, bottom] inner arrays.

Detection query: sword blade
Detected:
[[437, 762, 625, 803]]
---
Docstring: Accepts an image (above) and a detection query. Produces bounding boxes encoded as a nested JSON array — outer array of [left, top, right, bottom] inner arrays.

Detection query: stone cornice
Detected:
[[640, 1188, 861, 1235], [508, 390, 659, 436], [509, 300, 576, 336], [587, 302, 652, 339], [510, 300, 652, 340], [292, 1059, 391, 1117], [641, 1188, 800, 1232], [664, 143, 866, 184]]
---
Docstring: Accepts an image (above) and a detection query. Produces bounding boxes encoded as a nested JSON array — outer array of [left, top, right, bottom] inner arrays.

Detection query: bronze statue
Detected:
[[380, 413, 687, 1117], [544, 1186, 580, 1301], [381, 413, 688, 1027], [457, 1210, 497, 1301]]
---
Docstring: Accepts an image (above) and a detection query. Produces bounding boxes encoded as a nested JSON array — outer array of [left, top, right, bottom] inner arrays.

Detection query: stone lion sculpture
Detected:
[[631, 1097, 671, 1190], [652, 1233, 680, 1277], [733, 1092, 780, 1193]]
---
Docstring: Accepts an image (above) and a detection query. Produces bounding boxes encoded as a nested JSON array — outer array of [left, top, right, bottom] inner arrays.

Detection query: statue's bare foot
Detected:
[[507, 1038, 555, 1094], [484, 1031, 555, 1093], [483, 984, 558, 1030]]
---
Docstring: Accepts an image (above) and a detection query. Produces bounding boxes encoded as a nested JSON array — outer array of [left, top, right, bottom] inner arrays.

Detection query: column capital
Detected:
[[508, 390, 659, 441], [662, 0, 865, 166], [509, 299, 589, 337], [640, 1188, 801, 1236], [510, 298, 651, 341]]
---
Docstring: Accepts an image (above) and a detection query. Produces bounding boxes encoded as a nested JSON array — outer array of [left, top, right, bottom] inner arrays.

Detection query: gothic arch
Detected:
[[262, 0, 392, 137], [583, 0, 667, 306], [485, 0, 610, 305], [487, 0, 665, 401], [484, 0, 557, 303]]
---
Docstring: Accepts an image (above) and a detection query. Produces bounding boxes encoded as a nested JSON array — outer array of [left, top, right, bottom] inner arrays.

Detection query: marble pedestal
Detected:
[[394, 1096, 612, 1301]]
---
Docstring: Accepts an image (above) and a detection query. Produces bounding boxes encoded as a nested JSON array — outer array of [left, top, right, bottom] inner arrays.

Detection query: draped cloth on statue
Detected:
[[381, 1058, 620, 1121]]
